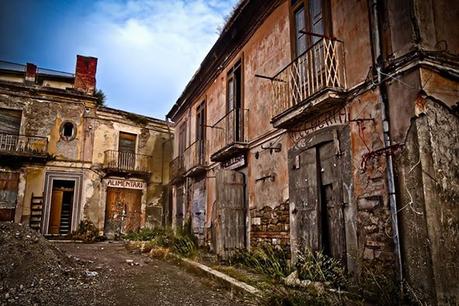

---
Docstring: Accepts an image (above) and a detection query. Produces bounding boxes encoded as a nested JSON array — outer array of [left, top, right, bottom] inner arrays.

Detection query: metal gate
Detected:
[[213, 169, 245, 259]]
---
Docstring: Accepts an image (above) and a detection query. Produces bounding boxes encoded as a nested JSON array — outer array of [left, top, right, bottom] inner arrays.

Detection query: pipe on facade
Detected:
[[370, 0, 404, 288]]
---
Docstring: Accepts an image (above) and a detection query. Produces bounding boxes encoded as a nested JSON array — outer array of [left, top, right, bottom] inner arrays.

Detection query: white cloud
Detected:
[[69, 0, 238, 118]]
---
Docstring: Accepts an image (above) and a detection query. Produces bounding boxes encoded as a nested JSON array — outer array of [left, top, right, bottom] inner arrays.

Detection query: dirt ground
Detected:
[[0, 222, 251, 306], [56, 242, 250, 306]]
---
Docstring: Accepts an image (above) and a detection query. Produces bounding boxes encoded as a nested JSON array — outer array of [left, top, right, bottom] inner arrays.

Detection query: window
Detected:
[[178, 122, 187, 158], [226, 60, 243, 142], [118, 132, 137, 170], [0, 108, 21, 135], [60, 121, 76, 141], [196, 102, 206, 162], [290, 0, 331, 57]]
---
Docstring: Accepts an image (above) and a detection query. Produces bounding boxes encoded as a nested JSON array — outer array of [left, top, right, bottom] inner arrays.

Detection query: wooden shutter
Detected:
[[288, 146, 319, 259], [0, 108, 21, 134]]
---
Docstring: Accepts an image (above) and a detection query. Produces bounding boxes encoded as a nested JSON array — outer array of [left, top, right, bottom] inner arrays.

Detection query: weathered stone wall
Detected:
[[250, 201, 289, 252]]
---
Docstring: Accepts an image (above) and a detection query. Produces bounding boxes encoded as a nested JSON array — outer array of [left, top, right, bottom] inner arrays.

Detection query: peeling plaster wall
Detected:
[[396, 97, 459, 305]]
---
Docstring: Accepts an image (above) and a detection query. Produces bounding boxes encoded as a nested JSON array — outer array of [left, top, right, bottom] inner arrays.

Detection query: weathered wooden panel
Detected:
[[0, 108, 21, 134], [191, 179, 206, 245], [318, 141, 346, 263], [0, 171, 19, 209], [49, 190, 64, 234], [175, 184, 185, 229], [214, 169, 245, 259], [104, 187, 142, 238], [288, 146, 319, 260]]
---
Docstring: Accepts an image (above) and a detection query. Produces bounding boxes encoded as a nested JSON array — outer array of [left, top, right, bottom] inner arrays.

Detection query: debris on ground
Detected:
[[0, 222, 113, 305]]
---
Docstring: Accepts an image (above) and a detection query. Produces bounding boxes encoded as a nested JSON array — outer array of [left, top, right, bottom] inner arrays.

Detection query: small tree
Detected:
[[94, 89, 106, 107]]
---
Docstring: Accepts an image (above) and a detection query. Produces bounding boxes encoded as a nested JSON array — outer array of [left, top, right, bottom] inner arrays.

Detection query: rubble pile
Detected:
[[0, 222, 109, 305]]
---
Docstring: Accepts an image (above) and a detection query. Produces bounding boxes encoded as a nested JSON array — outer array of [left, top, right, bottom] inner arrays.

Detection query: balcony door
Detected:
[[118, 132, 136, 171], [291, 0, 331, 57], [227, 60, 243, 143], [0, 108, 21, 152], [196, 102, 206, 164]]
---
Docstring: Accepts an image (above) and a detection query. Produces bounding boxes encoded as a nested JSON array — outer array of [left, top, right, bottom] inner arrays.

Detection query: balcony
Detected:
[[184, 140, 207, 177], [0, 133, 49, 162], [103, 150, 152, 178], [270, 38, 346, 129], [169, 155, 185, 183], [210, 108, 249, 162]]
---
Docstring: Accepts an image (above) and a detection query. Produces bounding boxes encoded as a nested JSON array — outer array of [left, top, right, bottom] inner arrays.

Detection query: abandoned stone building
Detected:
[[167, 0, 458, 303], [0, 56, 172, 239]]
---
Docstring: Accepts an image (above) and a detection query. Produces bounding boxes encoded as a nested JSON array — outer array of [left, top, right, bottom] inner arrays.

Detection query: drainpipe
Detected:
[[370, 0, 403, 288]]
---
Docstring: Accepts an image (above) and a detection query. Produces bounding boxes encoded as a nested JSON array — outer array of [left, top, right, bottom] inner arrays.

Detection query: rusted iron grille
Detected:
[[184, 139, 207, 171], [210, 108, 249, 154], [169, 155, 185, 179], [271, 38, 346, 118], [104, 150, 152, 173], [0, 133, 48, 155]]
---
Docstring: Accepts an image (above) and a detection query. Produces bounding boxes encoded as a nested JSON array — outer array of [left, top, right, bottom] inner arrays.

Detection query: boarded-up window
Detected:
[[119, 132, 136, 153], [0, 108, 21, 135]]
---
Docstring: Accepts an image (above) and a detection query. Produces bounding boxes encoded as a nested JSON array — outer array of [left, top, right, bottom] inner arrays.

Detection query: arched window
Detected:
[[60, 121, 76, 140]]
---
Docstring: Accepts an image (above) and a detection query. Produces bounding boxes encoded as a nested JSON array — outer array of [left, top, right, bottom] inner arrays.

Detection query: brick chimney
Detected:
[[25, 63, 37, 83], [74, 55, 97, 95]]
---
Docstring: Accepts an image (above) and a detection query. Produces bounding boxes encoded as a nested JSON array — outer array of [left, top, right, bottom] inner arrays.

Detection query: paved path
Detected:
[[56, 242, 250, 306]]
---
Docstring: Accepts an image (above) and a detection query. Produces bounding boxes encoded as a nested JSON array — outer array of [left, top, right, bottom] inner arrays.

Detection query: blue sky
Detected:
[[0, 0, 238, 119]]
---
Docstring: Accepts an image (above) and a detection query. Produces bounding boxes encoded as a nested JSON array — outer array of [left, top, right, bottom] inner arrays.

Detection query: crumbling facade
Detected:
[[167, 0, 458, 303], [0, 56, 172, 239]]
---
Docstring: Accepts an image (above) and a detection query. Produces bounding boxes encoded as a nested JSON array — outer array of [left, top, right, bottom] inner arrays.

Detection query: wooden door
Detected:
[[289, 146, 319, 260], [214, 170, 245, 259], [49, 190, 64, 234], [0, 171, 19, 221], [191, 180, 206, 245], [318, 141, 346, 262], [288, 138, 346, 264], [105, 187, 142, 238], [175, 184, 185, 229]]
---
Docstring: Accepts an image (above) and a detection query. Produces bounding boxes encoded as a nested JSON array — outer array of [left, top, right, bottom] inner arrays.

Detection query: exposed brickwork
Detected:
[[74, 55, 97, 94], [250, 201, 289, 252]]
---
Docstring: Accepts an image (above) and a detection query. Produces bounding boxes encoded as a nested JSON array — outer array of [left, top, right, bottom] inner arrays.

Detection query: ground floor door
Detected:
[[191, 179, 206, 245], [175, 184, 185, 229], [48, 180, 75, 235], [0, 171, 19, 221], [289, 131, 347, 264], [104, 187, 142, 238], [213, 169, 245, 259]]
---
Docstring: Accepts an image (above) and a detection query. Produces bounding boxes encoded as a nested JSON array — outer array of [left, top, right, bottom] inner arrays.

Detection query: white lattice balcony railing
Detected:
[[271, 38, 346, 120], [0, 133, 48, 155]]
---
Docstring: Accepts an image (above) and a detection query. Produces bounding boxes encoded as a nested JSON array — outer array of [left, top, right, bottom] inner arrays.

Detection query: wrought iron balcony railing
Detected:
[[169, 155, 185, 180], [103, 150, 152, 174], [0, 133, 48, 156], [271, 38, 346, 120], [184, 139, 207, 172], [210, 108, 249, 157]]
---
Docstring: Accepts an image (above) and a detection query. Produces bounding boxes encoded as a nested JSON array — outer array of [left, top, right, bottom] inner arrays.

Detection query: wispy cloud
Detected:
[[67, 0, 238, 118]]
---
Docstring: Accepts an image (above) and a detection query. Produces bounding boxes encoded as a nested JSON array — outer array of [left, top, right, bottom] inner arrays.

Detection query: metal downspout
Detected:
[[371, 0, 403, 288]]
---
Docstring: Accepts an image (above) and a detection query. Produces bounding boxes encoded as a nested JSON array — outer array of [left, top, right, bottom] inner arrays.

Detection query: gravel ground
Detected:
[[0, 222, 251, 306]]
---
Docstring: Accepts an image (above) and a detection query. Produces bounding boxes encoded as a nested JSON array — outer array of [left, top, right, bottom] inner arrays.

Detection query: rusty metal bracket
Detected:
[[255, 174, 275, 183], [360, 143, 405, 172]]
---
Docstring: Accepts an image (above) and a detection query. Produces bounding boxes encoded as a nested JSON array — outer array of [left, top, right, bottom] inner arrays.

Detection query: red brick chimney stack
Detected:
[[25, 63, 37, 83], [74, 55, 97, 95]]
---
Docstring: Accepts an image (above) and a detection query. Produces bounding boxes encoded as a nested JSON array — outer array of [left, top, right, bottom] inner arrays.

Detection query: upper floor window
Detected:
[[178, 121, 187, 158], [60, 121, 76, 141], [119, 132, 136, 153], [0, 108, 21, 135], [196, 101, 206, 142], [291, 0, 331, 57], [227, 60, 242, 112]]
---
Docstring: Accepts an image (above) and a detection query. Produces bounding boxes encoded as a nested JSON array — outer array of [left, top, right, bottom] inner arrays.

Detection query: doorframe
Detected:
[[42, 172, 83, 234]]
